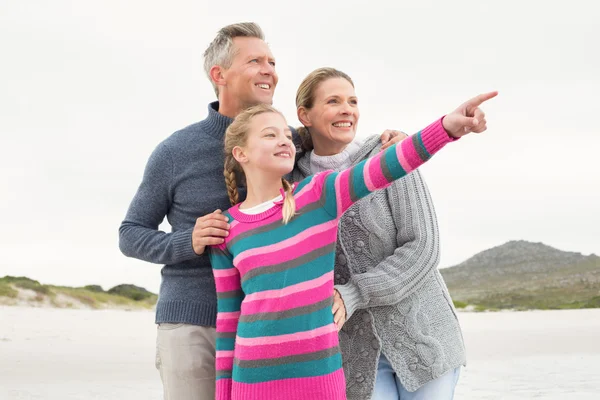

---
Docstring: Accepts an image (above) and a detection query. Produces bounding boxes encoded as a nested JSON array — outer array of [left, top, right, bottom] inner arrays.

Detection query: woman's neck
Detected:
[[310, 139, 363, 173]]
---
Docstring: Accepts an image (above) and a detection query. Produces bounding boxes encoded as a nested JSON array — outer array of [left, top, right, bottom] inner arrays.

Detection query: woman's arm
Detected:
[[335, 170, 441, 319], [210, 246, 243, 400]]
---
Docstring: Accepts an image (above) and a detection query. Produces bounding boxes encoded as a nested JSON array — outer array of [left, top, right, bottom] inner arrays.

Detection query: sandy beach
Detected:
[[1, 306, 599, 399]]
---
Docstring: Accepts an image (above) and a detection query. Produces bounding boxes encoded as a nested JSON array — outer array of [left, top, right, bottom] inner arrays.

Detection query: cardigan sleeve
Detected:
[[334, 169, 441, 319]]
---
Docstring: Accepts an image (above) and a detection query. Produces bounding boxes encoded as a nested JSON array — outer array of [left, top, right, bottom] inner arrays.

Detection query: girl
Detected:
[[210, 92, 496, 400]]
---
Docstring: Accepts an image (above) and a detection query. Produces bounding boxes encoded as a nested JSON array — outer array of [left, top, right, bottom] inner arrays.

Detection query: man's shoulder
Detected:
[[163, 121, 204, 143]]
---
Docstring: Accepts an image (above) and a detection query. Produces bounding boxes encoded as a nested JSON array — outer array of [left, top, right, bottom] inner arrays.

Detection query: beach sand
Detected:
[[1, 306, 599, 399]]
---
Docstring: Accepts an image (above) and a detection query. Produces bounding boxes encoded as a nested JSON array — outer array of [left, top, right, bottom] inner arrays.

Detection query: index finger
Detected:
[[467, 91, 498, 108]]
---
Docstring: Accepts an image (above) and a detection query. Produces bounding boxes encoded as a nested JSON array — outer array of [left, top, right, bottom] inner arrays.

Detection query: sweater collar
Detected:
[[295, 134, 382, 178], [201, 101, 235, 140]]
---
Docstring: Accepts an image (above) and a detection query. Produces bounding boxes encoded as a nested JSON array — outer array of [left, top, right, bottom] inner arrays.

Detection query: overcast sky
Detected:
[[1, 0, 598, 293]]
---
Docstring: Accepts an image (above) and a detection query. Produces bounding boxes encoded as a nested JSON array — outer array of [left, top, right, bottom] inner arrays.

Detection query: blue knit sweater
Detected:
[[119, 102, 297, 326], [119, 102, 243, 326]]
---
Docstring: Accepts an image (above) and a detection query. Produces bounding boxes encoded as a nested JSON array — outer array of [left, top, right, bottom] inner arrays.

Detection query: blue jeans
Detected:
[[371, 354, 460, 400]]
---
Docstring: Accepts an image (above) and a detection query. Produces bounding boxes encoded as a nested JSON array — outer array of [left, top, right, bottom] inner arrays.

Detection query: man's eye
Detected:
[[250, 59, 258, 63], [269, 61, 276, 67]]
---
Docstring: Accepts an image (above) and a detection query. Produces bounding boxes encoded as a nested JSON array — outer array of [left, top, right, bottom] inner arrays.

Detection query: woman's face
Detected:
[[301, 77, 360, 155]]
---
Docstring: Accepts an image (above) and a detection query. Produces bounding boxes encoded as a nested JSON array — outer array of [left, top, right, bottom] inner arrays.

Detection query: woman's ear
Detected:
[[297, 106, 312, 128], [232, 146, 248, 164]]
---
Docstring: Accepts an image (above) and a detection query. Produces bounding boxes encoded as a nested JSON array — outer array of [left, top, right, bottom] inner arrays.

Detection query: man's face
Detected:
[[221, 37, 278, 108]]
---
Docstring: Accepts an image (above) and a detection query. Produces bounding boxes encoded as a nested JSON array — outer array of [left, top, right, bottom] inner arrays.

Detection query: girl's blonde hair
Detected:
[[224, 104, 296, 224], [295, 67, 355, 151]]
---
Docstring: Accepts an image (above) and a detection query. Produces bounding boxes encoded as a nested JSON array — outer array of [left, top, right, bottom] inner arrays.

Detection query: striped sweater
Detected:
[[209, 118, 455, 400]]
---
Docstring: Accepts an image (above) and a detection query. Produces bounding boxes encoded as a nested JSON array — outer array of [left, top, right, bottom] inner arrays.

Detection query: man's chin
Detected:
[[247, 94, 274, 107]]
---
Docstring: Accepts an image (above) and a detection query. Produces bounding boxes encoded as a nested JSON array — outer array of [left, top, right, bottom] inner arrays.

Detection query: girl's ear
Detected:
[[297, 106, 313, 127], [232, 146, 248, 164]]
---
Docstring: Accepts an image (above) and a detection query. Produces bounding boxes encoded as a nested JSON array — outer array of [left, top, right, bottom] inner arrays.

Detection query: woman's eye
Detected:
[[327, 99, 337, 104], [250, 59, 258, 63]]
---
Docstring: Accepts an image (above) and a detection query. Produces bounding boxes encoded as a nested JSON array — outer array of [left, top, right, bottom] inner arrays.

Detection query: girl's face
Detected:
[[299, 77, 360, 154], [234, 112, 296, 178]]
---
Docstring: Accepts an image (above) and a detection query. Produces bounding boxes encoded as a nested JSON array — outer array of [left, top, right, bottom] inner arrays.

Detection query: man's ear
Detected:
[[232, 146, 248, 164], [297, 106, 313, 128], [209, 65, 227, 90]]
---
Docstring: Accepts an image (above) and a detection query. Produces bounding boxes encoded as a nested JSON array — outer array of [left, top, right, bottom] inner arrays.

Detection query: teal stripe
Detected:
[[216, 373, 231, 380], [210, 252, 233, 269], [293, 175, 313, 193], [322, 172, 339, 216], [349, 158, 370, 201], [238, 302, 332, 338], [230, 208, 333, 254], [243, 252, 334, 294], [383, 144, 406, 181], [232, 353, 342, 383], [216, 337, 235, 351], [217, 296, 243, 313]]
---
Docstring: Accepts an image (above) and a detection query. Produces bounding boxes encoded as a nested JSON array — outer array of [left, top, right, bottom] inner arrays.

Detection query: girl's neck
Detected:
[[239, 174, 284, 209]]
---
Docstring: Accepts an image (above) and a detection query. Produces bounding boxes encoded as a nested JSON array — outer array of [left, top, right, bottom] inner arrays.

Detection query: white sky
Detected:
[[1, 0, 598, 293]]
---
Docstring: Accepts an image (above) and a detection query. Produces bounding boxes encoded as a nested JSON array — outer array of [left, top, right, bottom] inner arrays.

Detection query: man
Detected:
[[119, 22, 402, 400]]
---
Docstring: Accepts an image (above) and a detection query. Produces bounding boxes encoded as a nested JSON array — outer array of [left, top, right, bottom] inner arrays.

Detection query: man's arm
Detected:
[[119, 143, 198, 264]]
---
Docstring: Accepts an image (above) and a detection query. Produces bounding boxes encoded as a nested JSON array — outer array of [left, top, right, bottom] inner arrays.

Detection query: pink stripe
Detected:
[[234, 220, 337, 271], [231, 369, 346, 400], [216, 378, 232, 400], [215, 276, 240, 292], [216, 350, 234, 358], [401, 136, 425, 171], [241, 280, 331, 314], [235, 330, 339, 360], [213, 268, 239, 278], [395, 144, 414, 173], [244, 271, 333, 302], [335, 170, 353, 216], [215, 356, 233, 371], [216, 318, 239, 332], [362, 157, 376, 191], [217, 311, 240, 319], [236, 323, 337, 346], [365, 152, 389, 190]]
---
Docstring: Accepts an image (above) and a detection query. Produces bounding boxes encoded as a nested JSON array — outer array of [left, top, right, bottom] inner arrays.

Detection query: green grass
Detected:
[[453, 300, 468, 309], [1, 276, 158, 310], [0, 282, 18, 298], [0, 276, 52, 295]]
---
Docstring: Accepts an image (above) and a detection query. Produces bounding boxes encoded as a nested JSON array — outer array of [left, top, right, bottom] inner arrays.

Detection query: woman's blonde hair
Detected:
[[224, 104, 296, 224], [295, 67, 355, 151]]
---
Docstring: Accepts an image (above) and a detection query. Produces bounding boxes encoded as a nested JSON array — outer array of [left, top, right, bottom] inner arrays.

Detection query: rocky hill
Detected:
[[441, 240, 600, 310]]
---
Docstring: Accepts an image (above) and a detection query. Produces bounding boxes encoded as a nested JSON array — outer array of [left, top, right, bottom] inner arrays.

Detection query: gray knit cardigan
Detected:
[[292, 135, 466, 398]]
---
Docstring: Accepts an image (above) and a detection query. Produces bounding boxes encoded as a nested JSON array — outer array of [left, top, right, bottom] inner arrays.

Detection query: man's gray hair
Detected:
[[203, 22, 265, 97]]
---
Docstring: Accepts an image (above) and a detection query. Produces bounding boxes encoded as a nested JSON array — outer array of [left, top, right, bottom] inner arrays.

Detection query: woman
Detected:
[[209, 92, 494, 399], [292, 68, 474, 400]]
